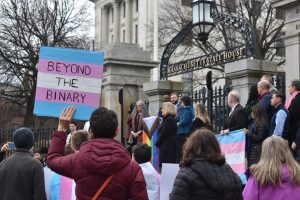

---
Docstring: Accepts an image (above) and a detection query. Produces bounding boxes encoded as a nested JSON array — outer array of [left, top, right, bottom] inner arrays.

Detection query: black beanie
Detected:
[[13, 127, 34, 149]]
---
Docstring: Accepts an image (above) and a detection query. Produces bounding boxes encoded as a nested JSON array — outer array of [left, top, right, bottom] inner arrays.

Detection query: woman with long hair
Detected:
[[243, 136, 300, 200], [190, 103, 211, 134], [155, 102, 177, 168], [128, 100, 149, 150], [244, 105, 269, 167], [170, 129, 242, 200]]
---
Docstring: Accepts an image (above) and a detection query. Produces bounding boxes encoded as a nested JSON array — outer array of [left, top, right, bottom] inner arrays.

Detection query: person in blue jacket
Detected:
[[176, 95, 195, 162]]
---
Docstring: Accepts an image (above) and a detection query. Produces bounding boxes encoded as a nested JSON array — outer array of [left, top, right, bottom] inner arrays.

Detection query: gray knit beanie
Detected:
[[13, 127, 34, 149]]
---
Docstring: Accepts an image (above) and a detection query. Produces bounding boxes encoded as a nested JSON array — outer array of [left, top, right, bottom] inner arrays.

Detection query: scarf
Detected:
[[285, 91, 300, 109]]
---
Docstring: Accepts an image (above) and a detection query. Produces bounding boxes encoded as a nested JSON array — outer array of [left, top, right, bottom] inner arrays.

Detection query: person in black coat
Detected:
[[170, 129, 242, 200], [155, 102, 177, 168], [286, 80, 300, 161], [244, 105, 269, 167], [190, 102, 211, 135], [222, 91, 248, 134]]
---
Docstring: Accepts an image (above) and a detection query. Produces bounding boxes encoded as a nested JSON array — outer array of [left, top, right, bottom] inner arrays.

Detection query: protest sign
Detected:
[[160, 163, 179, 200], [34, 46, 104, 120], [216, 129, 247, 184]]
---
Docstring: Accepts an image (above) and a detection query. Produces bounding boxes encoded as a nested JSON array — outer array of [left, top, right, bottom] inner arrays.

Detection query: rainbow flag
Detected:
[[142, 116, 160, 170], [44, 167, 76, 200], [216, 129, 247, 184]]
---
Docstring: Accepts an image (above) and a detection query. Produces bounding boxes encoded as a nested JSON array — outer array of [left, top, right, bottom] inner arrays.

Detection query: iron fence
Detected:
[[0, 126, 83, 157], [193, 86, 231, 133]]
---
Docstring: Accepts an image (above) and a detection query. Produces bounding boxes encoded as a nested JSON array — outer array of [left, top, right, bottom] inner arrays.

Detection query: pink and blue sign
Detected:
[[34, 46, 104, 120]]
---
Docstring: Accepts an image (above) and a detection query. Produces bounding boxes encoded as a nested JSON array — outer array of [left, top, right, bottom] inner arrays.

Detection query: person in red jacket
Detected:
[[47, 106, 148, 200]]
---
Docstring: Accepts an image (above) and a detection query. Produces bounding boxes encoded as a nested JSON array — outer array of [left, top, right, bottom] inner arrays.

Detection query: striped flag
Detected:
[[142, 116, 160, 170], [216, 129, 247, 184], [44, 167, 76, 200]]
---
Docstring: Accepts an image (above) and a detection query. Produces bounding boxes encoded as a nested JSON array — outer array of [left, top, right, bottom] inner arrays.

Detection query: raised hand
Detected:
[[58, 106, 76, 132]]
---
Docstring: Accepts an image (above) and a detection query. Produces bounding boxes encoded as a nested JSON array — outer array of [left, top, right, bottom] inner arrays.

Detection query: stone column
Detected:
[[271, 0, 300, 97], [225, 59, 278, 106], [125, 0, 132, 43], [101, 6, 108, 48], [113, 0, 120, 43], [284, 34, 300, 90], [143, 80, 183, 116]]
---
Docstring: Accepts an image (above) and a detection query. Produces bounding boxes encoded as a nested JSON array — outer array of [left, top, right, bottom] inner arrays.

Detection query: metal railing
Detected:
[[193, 86, 231, 133]]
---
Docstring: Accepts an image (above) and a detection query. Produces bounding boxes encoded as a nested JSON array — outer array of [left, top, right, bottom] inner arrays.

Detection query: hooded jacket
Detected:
[[243, 164, 300, 200], [47, 131, 148, 200], [169, 159, 243, 200], [178, 105, 195, 135]]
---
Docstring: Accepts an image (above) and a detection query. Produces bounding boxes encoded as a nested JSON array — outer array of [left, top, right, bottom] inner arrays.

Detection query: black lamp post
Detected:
[[192, 0, 216, 43]]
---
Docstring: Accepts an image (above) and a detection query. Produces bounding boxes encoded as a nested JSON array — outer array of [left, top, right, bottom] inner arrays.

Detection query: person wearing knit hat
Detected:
[[0, 127, 46, 200], [13, 127, 34, 149]]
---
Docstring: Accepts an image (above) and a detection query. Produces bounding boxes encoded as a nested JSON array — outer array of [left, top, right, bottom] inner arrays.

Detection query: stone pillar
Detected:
[[143, 80, 183, 116], [101, 6, 108, 48], [101, 43, 157, 142], [125, 0, 132, 43], [225, 59, 278, 106], [284, 35, 300, 90], [271, 0, 300, 97], [113, 0, 120, 43]]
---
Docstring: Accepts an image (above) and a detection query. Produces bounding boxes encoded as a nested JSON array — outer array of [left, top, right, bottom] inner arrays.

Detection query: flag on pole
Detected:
[[216, 129, 247, 184]]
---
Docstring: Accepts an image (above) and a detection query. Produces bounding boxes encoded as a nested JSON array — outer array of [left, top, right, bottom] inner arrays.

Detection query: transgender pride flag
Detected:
[[44, 167, 76, 200], [216, 129, 247, 184], [34, 46, 104, 120]]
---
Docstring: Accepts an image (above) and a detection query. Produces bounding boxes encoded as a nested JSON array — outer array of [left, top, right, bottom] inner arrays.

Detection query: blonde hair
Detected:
[[251, 136, 300, 187], [162, 102, 176, 116], [195, 103, 210, 124]]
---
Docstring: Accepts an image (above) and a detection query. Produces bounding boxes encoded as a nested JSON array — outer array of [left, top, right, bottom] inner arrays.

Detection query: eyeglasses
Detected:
[[136, 104, 143, 106]]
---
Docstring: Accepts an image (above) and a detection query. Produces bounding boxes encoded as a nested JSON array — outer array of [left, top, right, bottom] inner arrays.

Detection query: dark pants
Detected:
[[176, 135, 187, 163]]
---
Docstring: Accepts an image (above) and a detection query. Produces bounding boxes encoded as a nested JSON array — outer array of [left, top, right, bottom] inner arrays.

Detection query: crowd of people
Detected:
[[0, 75, 300, 200]]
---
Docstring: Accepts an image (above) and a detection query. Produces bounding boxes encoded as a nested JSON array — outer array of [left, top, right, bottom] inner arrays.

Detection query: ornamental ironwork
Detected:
[[160, 9, 256, 79]]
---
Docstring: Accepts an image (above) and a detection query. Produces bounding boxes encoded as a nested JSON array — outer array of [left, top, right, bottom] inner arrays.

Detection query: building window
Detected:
[[123, 30, 125, 42], [135, 25, 138, 44], [136, 0, 138, 12], [112, 7, 114, 23], [123, 2, 126, 18]]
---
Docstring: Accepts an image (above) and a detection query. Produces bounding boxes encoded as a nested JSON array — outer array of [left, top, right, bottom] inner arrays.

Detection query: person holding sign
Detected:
[[47, 106, 148, 200], [170, 129, 242, 200]]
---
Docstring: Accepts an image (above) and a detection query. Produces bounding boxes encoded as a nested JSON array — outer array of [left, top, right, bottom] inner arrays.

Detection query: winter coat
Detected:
[[247, 122, 268, 167], [190, 118, 211, 135], [0, 149, 46, 200], [223, 104, 248, 131], [169, 159, 243, 200], [259, 92, 274, 122], [47, 131, 148, 200], [288, 93, 300, 146], [175, 101, 183, 122], [178, 105, 195, 135], [155, 115, 177, 166], [243, 164, 300, 200]]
